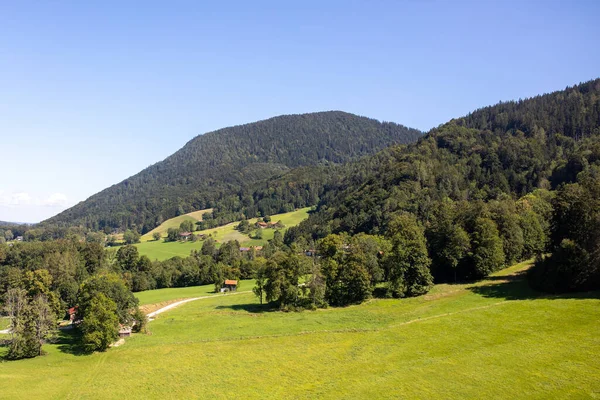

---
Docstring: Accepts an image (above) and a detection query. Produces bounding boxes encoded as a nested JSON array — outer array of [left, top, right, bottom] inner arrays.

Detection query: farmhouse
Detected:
[[240, 246, 263, 253], [257, 222, 268, 228], [221, 279, 238, 292], [179, 232, 192, 241]]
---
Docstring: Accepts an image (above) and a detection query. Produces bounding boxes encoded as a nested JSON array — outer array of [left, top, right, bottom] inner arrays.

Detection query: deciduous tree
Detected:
[[81, 293, 119, 352]]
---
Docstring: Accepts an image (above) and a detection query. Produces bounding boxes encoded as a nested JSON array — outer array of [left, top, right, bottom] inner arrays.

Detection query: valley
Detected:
[[0, 261, 598, 399], [1, 44, 599, 398]]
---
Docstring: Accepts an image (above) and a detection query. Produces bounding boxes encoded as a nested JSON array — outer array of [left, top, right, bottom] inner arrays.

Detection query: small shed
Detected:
[[68, 306, 78, 322], [119, 325, 132, 338], [221, 279, 238, 292]]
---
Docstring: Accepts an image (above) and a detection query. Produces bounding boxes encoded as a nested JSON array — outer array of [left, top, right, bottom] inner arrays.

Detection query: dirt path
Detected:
[[0, 328, 10, 334], [147, 291, 251, 319]]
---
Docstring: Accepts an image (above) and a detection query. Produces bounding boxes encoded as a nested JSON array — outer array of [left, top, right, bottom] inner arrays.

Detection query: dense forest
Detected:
[[0, 240, 146, 358], [43, 111, 421, 232], [286, 79, 600, 287]]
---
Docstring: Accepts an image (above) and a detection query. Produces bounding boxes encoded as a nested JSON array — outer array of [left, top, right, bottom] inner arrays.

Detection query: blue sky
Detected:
[[1, 0, 599, 223]]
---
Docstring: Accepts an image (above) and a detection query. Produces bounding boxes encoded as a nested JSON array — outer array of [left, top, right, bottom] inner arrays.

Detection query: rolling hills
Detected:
[[44, 111, 421, 232]]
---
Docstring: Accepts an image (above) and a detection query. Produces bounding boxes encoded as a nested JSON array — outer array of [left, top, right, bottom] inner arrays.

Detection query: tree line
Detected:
[[0, 241, 146, 359], [286, 79, 600, 293]]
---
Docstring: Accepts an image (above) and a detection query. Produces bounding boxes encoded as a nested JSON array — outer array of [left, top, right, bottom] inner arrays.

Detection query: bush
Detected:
[[132, 307, 149, 334]]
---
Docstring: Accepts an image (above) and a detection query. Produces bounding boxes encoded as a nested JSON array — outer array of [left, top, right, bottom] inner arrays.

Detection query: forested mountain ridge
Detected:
[[43, 111, 422, 232], [287, 79, 600, 257]]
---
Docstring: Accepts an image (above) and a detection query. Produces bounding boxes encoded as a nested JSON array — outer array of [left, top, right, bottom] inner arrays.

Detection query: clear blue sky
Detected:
[[1, 0, 599, 223]]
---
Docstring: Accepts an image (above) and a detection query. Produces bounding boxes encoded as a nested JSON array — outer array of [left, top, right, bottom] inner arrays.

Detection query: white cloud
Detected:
[[0, 191, 73, 223], [0, 192, 33, 206], [41, 193, 69, 207], [0, 191, 69, 207]]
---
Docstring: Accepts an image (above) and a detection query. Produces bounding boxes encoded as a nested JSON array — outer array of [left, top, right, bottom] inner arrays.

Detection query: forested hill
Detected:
[[287, 79, 600, 242], [44, 111, 422, 232]]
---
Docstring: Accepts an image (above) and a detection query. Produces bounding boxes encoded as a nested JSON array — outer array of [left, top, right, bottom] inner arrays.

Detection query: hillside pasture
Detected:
[[133, 239, 204, 260], [194, 207, 311, 245], [135, 207, 311, 261], [1, 261, 599, 399], [134, 279, 255, 306], [140, 208, 212, 242]]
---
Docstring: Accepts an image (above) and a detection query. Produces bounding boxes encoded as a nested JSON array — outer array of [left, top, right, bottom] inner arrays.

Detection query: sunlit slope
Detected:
[[140, 208, 212, 242], [2, 261, 599, 399], [135, 207, 310, 260]]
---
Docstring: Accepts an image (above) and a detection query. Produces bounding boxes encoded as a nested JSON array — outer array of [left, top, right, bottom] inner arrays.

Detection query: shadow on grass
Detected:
[[468, 271, 600, 301], [0, 327, 91, 360], [215, 303, 278, 313], [55, 328, 90, 356], [372, 287, 392, 299]]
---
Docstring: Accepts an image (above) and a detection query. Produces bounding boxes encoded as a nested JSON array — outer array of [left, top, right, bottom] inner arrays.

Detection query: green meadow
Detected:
[[140, 209, 212, 242], [134, 279, 255, 306], [1, 261, 599, 399], [134, 207, 311, 261]]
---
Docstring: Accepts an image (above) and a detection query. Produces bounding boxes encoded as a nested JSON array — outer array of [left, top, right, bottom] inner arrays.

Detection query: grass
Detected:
[[133, 239, 205, 260], [134, 279, 255, 305], [1, 261, 599, 399], [135, 208, 311, 261], [195, 207, 311, 245], [140, 208, 212, 242]]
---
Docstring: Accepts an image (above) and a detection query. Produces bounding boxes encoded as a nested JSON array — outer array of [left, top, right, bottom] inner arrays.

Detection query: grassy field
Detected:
[[1, 261, 599, 399], [134, 279, 255, 305], [135, 208, 311, 261], [140, 208, 212, 242]]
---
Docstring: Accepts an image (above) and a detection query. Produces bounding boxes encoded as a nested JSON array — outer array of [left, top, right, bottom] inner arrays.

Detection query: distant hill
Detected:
[[44, 111, 422, 231], [0, 220, 33, 226]]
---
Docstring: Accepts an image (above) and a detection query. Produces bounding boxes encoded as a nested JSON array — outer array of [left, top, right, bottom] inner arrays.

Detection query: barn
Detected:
[[221, 279, 238, 292]]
